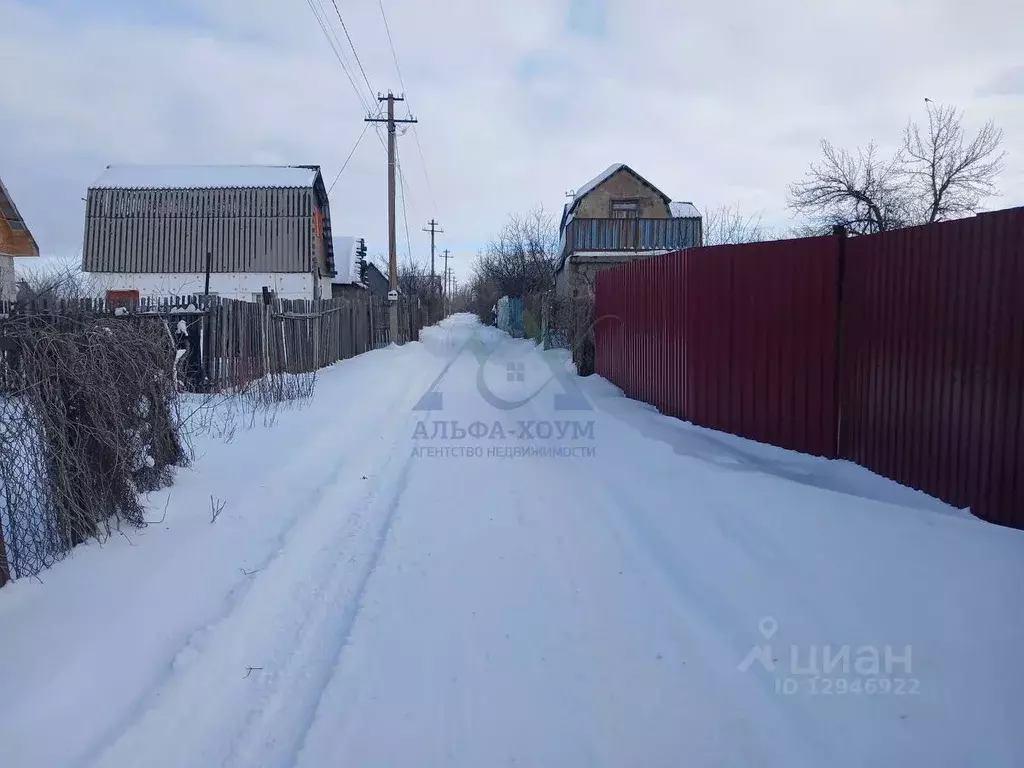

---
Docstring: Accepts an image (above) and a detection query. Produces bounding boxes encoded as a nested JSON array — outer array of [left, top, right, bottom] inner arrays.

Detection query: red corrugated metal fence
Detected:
[[594, 206, 1024, 528], [595, 234, 840, 458], [839, 208, 1024, 527]]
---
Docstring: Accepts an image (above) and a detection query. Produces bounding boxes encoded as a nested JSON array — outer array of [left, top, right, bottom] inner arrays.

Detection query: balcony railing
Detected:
[[565, 217, 702, 253]]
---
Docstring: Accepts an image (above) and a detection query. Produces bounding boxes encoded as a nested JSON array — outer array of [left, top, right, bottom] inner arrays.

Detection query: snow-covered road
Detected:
[[2, 314, 1023, 767]]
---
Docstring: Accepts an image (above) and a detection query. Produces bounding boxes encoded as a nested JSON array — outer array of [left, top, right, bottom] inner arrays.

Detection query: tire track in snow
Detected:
[[77, 364, 421, 768], [87, 354, 440, 768], [226, 449, 416, 768]]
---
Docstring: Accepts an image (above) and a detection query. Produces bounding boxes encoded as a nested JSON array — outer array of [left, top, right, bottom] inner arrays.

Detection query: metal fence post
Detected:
[[0, 523, 10, 586], [832, 224, 848, 459]]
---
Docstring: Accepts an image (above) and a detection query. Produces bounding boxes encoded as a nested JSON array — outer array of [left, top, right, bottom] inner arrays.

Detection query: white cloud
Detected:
[[1, 0, 1021, 276]]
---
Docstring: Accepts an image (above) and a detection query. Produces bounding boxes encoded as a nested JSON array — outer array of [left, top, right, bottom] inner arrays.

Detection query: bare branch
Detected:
[[0, 302, 186, 579], [703, 205, 772, 245], [468, 204, 559, 323], [210, 495, 226, 524], [788, 140, 910, 234], [791, 102, 1004, 234], [902, 102, 1005, 222]]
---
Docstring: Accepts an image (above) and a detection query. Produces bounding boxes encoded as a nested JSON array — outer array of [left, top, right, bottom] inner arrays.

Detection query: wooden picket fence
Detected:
[[0, 293, 410, 394], [202, 295, 375, 392]]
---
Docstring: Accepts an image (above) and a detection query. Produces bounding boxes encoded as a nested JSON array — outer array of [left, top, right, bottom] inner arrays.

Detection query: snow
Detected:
[[670, 200, 701, 218], [1, 314, 1023, 767], [571, 162, 626, 205], [331, 236, 357, 284], [90, 165, 318, 190]]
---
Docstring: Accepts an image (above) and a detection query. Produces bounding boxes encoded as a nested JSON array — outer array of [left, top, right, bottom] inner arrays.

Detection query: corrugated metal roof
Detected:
[[90, 165, 319, 190], [670, 201, 701, 218]]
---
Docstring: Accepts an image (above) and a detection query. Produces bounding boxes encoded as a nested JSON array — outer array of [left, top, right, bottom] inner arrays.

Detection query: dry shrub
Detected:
[[0, 309, 185, 577], [180, 369, 318, 449], [538, 291, 596, 375]]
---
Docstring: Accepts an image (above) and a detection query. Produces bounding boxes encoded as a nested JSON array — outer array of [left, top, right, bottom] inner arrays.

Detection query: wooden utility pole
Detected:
[[366, 92, 417, 342], [423, 219, 442, 282], [440, 248, 452, 315], [423, 218, 442, 320]]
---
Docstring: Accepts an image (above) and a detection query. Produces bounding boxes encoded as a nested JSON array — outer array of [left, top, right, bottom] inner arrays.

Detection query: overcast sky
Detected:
[[2, 0, 1021, 281]]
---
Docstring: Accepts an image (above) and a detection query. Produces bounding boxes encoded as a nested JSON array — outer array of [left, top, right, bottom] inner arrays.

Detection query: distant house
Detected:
[[81, 165, 337, 303], [0, 176, 40, 301], [555, 164, 702, 296], [362, 262, 390, 297]]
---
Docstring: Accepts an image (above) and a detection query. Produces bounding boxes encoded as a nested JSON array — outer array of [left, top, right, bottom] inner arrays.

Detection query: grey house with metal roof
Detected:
[[81, 165, 337, 302]]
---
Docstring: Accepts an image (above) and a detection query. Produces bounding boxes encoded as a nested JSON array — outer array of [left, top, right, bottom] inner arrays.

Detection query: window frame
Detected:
[[609, 198, 641, 219]]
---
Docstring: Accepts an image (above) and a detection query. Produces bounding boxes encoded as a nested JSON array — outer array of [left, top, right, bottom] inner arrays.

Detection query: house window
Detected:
[[610, 199, 640, 218]]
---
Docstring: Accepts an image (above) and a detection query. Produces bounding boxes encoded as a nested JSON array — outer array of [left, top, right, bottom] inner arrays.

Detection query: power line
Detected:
[[396, 141, 413, 263], [376, 0, 407, 93], [302, 0, 373, 115], [302, 0, 390, 155], [328, 122, 370, 194], [374, 0, 439, 224], [328, 0, 375, 100], [411, 126, 438, 217]]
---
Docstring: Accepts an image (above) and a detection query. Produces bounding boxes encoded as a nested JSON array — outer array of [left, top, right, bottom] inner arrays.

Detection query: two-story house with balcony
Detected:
[[555, 164, 702, 296]]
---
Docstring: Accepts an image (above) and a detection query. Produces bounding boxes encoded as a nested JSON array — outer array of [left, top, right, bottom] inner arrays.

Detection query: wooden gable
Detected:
[[0, 178, 39, 258]]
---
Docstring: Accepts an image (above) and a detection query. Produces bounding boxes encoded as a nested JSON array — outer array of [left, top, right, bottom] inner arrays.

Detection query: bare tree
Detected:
[[15, 263, 99, 304], [703, 205, 772, 245], [789, 103, 1004, 234], [468, 205, 559, 322], [902, 102, 1005, 223], [788, 141, 910, 235], [370, 254, 435, 302], [396, 258, 431, 300], [472, 206, 558, 295]]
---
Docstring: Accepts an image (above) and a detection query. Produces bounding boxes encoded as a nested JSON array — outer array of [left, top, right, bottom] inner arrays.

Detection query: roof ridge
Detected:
[[90, 165, 320, 190]]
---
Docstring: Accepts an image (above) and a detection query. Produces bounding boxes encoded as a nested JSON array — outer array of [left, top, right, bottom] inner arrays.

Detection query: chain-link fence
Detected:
[[0, 306, 185, 584]]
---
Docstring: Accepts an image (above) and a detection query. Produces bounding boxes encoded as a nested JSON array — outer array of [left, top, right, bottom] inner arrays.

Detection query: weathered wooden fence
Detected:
[[2, 292, 432, 395], [370, 295, 429, 349], [200, 295, 374, 391]]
